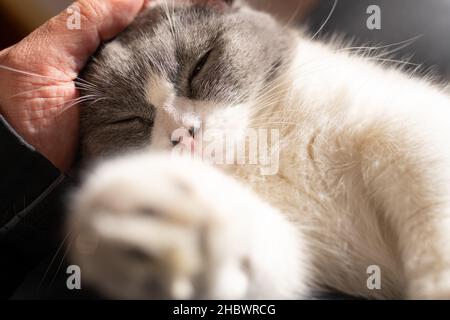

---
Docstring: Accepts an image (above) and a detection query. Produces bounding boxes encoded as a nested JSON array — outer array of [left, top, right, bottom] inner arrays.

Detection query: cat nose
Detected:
[[171, 138, 182, 147], [171, 124, 201, 147], [188, 124, 201, 137]]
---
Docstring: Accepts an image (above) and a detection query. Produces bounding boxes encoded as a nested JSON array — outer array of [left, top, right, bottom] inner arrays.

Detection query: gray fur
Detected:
[[79, 1, 294, 160]]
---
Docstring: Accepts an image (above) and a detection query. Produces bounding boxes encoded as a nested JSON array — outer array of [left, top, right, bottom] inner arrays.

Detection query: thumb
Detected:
[[7, 0, 147, 80]]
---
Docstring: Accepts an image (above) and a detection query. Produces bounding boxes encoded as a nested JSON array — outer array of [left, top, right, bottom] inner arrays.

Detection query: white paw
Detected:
[[69, 153, 290, 299]]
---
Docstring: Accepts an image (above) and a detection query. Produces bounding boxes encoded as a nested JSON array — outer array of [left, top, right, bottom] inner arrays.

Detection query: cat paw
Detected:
[[69, 154, 272, 299]]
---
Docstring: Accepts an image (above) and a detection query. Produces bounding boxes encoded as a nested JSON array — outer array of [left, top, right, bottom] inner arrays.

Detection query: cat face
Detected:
[[80, 0, 295, 161]]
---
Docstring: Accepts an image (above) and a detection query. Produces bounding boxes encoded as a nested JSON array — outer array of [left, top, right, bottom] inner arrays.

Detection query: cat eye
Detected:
[[111, 117, 141, 125], [189, 49, 212, 89], [110, 117, 152, 126]]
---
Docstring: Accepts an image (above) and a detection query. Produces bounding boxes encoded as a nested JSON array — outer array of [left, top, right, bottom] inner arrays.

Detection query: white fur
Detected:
[[70, 34, 450, 299], [71, 154, 306, 299]]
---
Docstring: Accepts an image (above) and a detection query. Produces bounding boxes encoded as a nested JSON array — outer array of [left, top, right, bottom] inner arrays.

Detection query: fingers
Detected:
[[74, 0, 147, 42], [7, 0, 147, 80]]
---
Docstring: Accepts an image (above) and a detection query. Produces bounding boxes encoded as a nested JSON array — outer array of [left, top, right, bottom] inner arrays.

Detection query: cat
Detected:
[[69, 0, 450, 299]]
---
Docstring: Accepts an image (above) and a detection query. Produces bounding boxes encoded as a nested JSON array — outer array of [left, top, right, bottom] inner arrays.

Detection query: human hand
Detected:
[[0, 0, 148, 172]]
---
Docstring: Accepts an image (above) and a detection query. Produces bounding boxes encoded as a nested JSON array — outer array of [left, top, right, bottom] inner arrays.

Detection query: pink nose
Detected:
[[171, 123, 201, 146], [170, 127, 196, 152]]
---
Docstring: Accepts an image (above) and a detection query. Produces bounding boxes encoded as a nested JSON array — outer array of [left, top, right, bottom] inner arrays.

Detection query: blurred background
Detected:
[[1, 0, 312, 49], [0, 0, 70, 48], [1, 0, 450, 78]]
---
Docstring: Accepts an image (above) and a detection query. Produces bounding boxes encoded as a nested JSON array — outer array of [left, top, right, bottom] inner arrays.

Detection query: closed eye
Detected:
[[188, 49, 212, 94], [110, 117, 152, 126]]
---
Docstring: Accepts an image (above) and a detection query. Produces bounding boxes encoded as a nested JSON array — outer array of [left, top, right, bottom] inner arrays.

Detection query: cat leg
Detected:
[[69, 153, 309, 299]]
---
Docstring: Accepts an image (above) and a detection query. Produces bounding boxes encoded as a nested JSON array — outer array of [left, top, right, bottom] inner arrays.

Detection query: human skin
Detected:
[[0, 0, 148, 172], [0, 0, 317, 172]]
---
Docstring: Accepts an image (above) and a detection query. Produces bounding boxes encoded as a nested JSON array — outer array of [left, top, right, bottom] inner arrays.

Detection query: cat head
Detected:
[[79, 0, 296, 161]]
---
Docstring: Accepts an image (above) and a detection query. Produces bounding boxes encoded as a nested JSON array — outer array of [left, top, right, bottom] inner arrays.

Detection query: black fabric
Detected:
[[0, 115, 73, 299]]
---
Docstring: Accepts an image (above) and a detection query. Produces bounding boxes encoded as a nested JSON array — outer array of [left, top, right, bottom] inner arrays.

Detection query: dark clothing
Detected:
[[0, 116, 73, 299]]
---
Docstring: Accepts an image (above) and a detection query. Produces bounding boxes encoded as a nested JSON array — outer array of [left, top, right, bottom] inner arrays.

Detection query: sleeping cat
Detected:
[[70, 0, 450, 299]]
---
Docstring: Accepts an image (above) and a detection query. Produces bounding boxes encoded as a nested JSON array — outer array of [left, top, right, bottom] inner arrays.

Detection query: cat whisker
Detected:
[[56, 95, 103, 115], [7, 82, 98, 100], [252, 55, 421, 117], [311, 0, 338, 40], [367, 58, 420, 67], [280, 1, 304, 32], [38, 230, 74, 291], [0, 64, 69, 83], [338, 35, 423, 55], [75, 76, 98, 87], [162, 0, 178, 42], [74, 81, 99, 91], [8, 85, 63, 99], [49, 233, 76, 288], [0, 64, 103, 105], [86, 97, 110, 107]]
